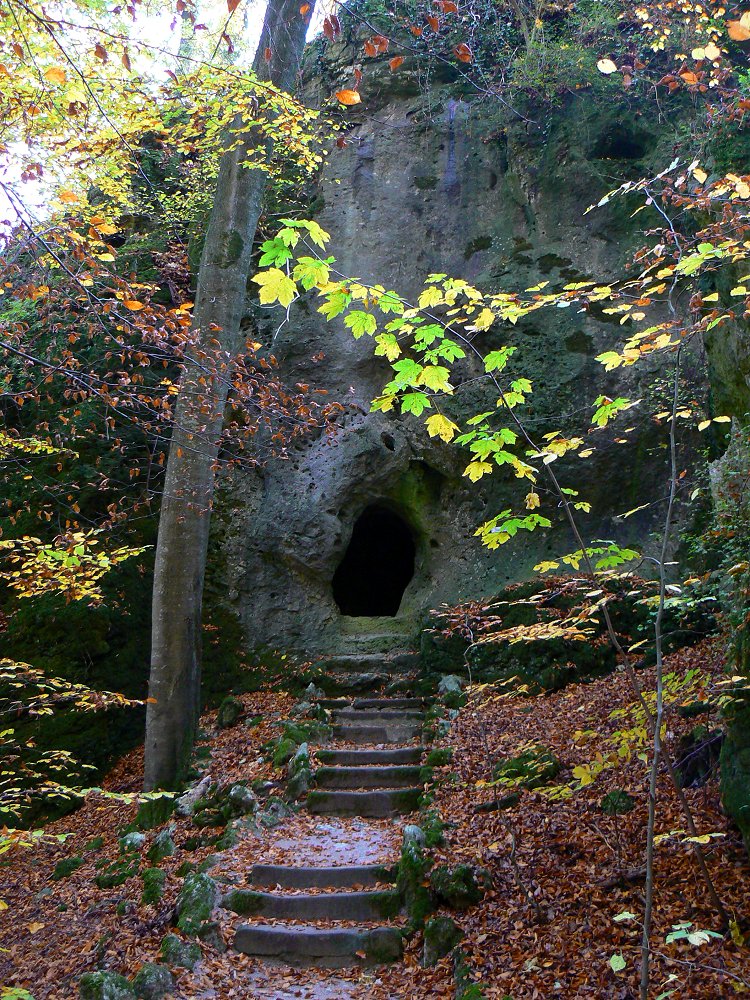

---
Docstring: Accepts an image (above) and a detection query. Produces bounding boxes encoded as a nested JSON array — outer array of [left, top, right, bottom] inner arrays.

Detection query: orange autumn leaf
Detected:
[[454, 42, 472, 62], [44, 66, 67, 85], [727, 19, 750, 41], [434, 0, 458, 10], [123, 300, 145, 311], [334, 89, 361, 106], [389, 55, 405, 71], [300, 2, 310, 12]]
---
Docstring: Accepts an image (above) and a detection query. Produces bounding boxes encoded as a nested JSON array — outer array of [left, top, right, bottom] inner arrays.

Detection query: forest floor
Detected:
[[2, 637, 750, 998]]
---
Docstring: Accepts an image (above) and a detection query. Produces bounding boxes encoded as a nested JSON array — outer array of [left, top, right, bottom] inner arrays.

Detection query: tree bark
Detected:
[[144, 0, 314, 790]]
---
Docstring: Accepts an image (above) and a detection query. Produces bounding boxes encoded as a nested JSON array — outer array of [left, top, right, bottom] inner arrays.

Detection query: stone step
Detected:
[[316, 765, 422, 789], [318, 673, 386, 695], [331, 708, 423, 724], [319, 697, 423, 711], [233, 924, 403, 967], [249, 863, 396, 890], [223, 888, 401, 921], [331, 723, 422, 744], [316, 747, 423, 766], [307, 787, 421, 817]]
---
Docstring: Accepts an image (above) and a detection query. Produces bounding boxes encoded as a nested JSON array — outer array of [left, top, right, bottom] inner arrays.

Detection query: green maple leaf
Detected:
[[345, 310, 378, 338]]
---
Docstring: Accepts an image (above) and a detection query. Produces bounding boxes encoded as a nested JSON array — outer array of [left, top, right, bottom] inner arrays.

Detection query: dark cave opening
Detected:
[[332, 505, 416, 616]]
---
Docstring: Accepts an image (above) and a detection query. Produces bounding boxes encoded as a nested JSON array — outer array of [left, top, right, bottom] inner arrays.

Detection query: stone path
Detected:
[[231, 653, 425, 971]]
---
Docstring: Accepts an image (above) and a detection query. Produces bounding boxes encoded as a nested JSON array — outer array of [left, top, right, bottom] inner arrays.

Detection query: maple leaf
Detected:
[[252, 268, 297, 308], [426, 413, 459, 442]]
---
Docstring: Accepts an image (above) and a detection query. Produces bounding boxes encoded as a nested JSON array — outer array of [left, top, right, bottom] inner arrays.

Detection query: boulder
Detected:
[[131, 963, 174, 1000], [423, 915, 464, 966], [159, 934, 202, 970], [78, 971, 136, 1000], [175, 872, 219, 936], [216, 695, 243, 729], [430, 864, 490, 910]]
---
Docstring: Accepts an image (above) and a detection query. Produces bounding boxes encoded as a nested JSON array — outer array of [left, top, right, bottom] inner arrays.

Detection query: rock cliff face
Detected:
[[215, 43, 687, 656]]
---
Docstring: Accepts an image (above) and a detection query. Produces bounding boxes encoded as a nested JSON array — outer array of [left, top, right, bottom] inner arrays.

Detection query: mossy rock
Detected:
[[146, 828, 176, 864], [141, 867, 166, 906], [423, 915, 464, 966], [493, 744, 560, 791], [397, 829, 432, 932], [133, 796, 175, 831], [272, 737, 298, 769], [95, 859, 139, 890], [52, 856, 84, 881], [216, 695, 243, 729], [425, 747, 454, 767], [430, 864, 489, 910], [132, 962, 174, 1000], [159, 934, 201, 970], [78, 971, 136, 1000], [83, 835, 104, 852], [175, 872, 219, 936], [119, 832, 145, 855]]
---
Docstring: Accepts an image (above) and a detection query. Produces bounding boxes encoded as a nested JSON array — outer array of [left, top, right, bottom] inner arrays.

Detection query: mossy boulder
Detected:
[[175, 872, 219, 936], [423, 915, 464, 966], [159, 933, 201, 970], [132, 963, 174, 1000], [216, 695, 243, 729], [52, 856, 84, 880], [141, 867, 166, 905], [430, 864, 489, 910], [146, 827, 176, 864], [272, 737, 298, 769], [133, 796, 175, 831], [78, 971, 136, 1000], [493, 744, 560, 790]]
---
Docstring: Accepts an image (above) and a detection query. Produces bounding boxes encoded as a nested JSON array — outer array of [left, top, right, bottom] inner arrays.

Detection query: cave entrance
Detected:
[[333, 505, 416, 616]]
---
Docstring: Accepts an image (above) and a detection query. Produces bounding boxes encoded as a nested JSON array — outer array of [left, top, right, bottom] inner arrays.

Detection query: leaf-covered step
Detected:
[[233, 924, 403, 967], [315, 747, 423, 766], [331, 708, 423, 724], [249, 863, 397, 889], [223, 887, 401, 921], [331, 723, 422, 743], [316, 765, 422, 789], [306, 787, 421, 817], [319, 697, 423, 711]]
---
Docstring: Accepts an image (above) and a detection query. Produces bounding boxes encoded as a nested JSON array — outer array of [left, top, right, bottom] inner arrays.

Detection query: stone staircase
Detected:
[[233, 653, 425, 967]]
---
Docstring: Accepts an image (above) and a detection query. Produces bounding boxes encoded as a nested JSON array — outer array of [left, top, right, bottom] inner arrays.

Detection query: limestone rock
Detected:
[[175, 872, 219, 936], [131, 963, 174, 1000], [159, 934, 202, 970], [423, 915, 464, 966], [175, 776, 211, 817], [78, 971, 136, 1000]]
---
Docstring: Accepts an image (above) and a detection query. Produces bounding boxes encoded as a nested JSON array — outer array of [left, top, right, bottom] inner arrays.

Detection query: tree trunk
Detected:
[[144, 0, 314, 790]]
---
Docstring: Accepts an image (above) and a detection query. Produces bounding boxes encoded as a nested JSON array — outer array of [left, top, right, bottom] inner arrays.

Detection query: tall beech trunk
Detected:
[[144, 0, 313, 790]]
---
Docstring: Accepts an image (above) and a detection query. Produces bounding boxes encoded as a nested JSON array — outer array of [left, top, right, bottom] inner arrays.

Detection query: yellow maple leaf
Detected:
[[425, 413, 459, 443], [463, 460, 492, 482]]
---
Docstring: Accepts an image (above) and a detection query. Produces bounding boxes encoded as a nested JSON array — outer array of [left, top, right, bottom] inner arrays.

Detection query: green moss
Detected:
[[83, 835, 104, 852], [132, 796, 175, 831], [95, 858, 139, 889], [414, 175, 437, 190], [425, 747, 454, 767], [52, 856, 84, 880], [430, 864, 488, 910], [464, 235, 493, 259], [221, 888, 265, 915], [141, 867, 166, 905], [175, 872, 218, 936]]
